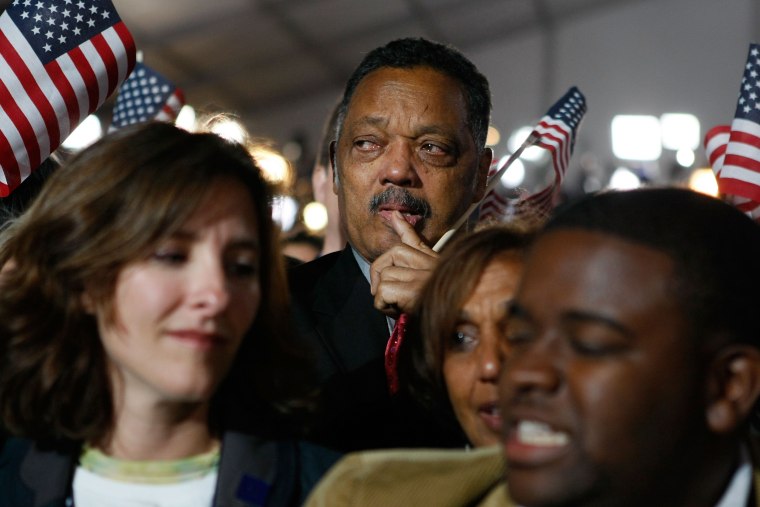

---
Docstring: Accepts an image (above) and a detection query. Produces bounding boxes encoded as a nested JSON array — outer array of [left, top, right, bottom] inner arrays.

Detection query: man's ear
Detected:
[[473, 147, 493, 203], [329, 140, 339, 194], [705, 345, 760, 434]]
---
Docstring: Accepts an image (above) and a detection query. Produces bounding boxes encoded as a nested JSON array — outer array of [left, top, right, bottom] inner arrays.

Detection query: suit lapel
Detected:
[[310, 247, 389, 375]]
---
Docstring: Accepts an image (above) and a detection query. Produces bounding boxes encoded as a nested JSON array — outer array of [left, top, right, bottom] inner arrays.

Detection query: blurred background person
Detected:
[[0, 123, 338, 505], [400, 221, 539, 448], [310, 100, 345, 257], [282, 229, 324, 263]]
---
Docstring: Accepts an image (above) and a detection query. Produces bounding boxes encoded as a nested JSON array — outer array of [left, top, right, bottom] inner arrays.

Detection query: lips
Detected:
[[167, 330, 226, 350], [478, 402, 503, 433], [378, 208, 422, 226], [504, 419, 570, 466]]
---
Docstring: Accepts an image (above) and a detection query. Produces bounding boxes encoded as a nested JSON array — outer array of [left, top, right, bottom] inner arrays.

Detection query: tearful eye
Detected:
[[421, 143, 447, 154], [354, 139, 380, 151]]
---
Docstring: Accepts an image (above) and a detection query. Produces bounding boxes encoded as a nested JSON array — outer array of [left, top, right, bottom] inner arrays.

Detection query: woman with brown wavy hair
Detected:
[[399, 221, 540, 448], [0, 122, 337, 506]]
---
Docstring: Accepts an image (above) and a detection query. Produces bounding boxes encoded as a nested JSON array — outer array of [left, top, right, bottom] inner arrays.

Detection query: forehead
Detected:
[[519, 229, 682, 328], [343, 66, 470, 134], [466, 254, 523, 303]]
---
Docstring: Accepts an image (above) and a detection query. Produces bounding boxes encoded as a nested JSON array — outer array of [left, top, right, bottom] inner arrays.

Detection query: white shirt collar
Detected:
[[351, 246, 395, 335], [715, 446, 752, 507]]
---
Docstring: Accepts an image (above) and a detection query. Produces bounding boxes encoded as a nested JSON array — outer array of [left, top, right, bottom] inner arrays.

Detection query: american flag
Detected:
[[0, 0, 135, 197], [704, 43, 760, 219], [110, 61, 185, 130], [704, 125, 731, 174], [479, 87, 586, 221]]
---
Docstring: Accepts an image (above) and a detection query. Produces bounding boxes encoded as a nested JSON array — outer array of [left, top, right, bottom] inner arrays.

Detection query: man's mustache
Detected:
[[369, 187, 431, 218]]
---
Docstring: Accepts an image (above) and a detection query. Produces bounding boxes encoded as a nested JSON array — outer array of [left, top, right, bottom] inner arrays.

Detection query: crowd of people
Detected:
[[1, 36, 760, 507]]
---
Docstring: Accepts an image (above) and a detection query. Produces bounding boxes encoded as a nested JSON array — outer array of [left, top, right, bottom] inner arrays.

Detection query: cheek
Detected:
[[443, 354, 475, 411]]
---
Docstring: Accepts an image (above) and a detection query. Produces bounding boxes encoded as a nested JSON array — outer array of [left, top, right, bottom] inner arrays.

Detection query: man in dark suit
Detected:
[[289, 37, 493, 451]]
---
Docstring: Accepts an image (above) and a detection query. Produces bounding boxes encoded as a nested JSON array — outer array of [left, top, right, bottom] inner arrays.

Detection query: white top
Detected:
[[72, 466, 218, 507]]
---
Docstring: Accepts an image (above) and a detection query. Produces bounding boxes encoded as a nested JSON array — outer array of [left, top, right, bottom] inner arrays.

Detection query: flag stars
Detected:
[[45, 30, 53, 38], [35, 1, 43, 9], [20, 11, 29, 18], [49, 4, 57, 12], [89, 5, 98, 14], [46, 17, 55, 25], [60, 22, 69, 31], [58, 34, 66, 44], [102, 10, 110, 19], [73, 27, 81, 35], [77, 0, 85, 8], [62, 9, 70, 17], [87, 18, 95, 27], [31, 26, 40, 35], [75, 13, 83, 22], [42, 42, 51, 52]]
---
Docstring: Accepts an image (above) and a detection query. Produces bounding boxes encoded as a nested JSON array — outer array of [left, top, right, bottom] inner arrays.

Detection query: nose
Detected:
[[379, 141, 420, 187], [477, 336, 501, 383], [190, 260, 230, 315], [501, 337, 562, 397]]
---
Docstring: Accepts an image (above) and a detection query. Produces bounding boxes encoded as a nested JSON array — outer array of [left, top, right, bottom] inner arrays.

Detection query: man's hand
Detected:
[[370, 211, 439, 317]]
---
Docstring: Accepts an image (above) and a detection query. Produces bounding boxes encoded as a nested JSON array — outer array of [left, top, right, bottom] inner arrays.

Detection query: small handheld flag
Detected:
[[0, 0, 136, 196], [704, 43, 760, 219], [478, 86, 587, 223], [110, 61, 185, 130]]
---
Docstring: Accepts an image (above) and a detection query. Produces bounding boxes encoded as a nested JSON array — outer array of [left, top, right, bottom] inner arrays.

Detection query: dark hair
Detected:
[[337, 37, 491, 151], [315, 100, 341, 171], [400, 221, 539, 443], [543, 187, 760, 347], [0, 122, 291, 442]]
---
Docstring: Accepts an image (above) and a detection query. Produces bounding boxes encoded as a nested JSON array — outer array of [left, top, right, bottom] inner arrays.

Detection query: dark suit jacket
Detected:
[[0, 433, 340, 507], [288, 246, 458, 452]]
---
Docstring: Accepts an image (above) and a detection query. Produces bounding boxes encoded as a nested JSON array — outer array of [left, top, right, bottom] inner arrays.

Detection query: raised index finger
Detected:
[[390, 210, 433, 252]]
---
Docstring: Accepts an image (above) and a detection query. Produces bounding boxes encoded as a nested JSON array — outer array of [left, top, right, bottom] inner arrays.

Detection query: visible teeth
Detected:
[[517, 420, 568, 446], [483, 406, 500, 416]]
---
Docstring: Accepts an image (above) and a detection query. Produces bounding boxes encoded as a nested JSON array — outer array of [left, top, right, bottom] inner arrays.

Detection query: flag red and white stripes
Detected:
[[0, 0, 136, 196], [479, 87, 586, 222], [703, 43, 760, 220]]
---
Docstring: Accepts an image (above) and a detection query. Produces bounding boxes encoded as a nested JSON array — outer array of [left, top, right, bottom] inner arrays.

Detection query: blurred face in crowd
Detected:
[[93, 179, 262, 407], [333, 66, 490, 262], [443, 254, 522, 447], [500, 229, 708, 507]]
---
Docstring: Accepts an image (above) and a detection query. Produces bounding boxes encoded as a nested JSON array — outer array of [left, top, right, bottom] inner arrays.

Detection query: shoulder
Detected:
[[217, 433, 342, 507], [287, 248, 355, 296], [0, 437, 76, 507], [304, 446, 509, 506]]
